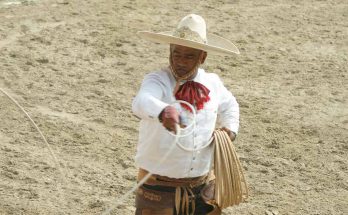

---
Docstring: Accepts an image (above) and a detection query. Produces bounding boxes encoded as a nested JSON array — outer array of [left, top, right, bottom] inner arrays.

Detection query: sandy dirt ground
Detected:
[[0, 0, 347, 214]]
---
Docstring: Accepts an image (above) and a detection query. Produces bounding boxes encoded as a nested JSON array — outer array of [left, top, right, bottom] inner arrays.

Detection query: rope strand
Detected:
[[0, 87, 68, 214], [102, 101, 195, 215]]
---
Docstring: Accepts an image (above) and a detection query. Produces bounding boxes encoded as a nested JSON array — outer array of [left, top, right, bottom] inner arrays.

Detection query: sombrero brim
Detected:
[[138, 31, 240, 55]]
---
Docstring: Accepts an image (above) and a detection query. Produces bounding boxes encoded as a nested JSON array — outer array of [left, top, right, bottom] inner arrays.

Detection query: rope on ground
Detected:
[[213, 129, 248, 208]]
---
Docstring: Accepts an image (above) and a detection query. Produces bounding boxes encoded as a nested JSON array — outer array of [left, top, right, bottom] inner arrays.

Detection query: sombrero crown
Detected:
[[138, 14, 240, 55]]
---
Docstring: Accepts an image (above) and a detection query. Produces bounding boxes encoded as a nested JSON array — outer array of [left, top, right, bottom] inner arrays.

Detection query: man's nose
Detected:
[[177, 58, 188, 67]]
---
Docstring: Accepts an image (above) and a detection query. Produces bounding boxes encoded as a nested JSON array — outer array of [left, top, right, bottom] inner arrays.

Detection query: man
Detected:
[[132, 14, 240, 215]]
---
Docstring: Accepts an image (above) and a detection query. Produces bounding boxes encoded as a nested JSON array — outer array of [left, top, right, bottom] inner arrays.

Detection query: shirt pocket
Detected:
[[201, 101, 218, 125]]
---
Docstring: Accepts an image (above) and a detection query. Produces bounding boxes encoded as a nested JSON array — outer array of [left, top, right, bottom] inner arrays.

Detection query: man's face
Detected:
[[170, 44, 207, 77]]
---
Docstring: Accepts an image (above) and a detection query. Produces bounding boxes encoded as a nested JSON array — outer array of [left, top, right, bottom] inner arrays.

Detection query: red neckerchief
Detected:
[[175, 81, 210, 112]]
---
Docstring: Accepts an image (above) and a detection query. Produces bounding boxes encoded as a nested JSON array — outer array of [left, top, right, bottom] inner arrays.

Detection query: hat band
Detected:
[[172, 26, 207, 44]]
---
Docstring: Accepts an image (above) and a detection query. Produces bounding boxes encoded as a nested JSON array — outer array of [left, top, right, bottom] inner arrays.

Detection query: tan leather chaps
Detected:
[[135, 168, 221, 215], [135, 207, 221, 215]]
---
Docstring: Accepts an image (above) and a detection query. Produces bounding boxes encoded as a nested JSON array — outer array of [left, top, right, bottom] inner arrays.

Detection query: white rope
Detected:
[[102, 100, 201, 215], [0, 88, 68, 213], [168, 100, 214, 152], [0, 90, 215, 214], [0, 88, 67, 178], [102, 124, 181, 215]]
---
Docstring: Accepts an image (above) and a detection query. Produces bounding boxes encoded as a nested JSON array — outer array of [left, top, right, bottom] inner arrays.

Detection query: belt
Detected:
[[137, 168, 209, 188]]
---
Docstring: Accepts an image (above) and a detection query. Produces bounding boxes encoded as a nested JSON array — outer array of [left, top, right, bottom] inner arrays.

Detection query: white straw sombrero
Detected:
[[138, 14, 240, 55]]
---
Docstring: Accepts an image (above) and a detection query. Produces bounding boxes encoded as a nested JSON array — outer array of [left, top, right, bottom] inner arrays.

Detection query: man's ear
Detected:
[[200, 51, 208, 64]]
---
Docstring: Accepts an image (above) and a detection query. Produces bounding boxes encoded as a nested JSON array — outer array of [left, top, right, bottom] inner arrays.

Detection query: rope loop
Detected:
[[168, 100, 213, 152]]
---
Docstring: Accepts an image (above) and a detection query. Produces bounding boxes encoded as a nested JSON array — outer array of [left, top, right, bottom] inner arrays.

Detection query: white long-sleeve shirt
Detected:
[[132, 67, 239, 178]]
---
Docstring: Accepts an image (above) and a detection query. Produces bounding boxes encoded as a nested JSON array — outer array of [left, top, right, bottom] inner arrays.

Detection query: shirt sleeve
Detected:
[[216, 75, 240, 134], [132, 73, 169, 120]]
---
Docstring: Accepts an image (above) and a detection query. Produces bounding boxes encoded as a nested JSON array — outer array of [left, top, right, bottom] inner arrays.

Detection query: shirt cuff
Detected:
[[223, 123, 239, 135]]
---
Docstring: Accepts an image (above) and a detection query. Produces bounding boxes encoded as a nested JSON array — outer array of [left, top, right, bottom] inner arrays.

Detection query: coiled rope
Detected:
[[103, 100, 248, 214], [213, 129, 248, 208]]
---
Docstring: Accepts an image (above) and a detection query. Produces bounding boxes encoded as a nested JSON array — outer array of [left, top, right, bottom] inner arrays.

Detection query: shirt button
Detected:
[[190, 168, 193, 171], [193, 157, 196, 160]]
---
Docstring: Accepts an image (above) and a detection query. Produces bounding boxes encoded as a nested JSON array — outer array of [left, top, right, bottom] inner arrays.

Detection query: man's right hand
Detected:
[[159, 106, 179, 133]]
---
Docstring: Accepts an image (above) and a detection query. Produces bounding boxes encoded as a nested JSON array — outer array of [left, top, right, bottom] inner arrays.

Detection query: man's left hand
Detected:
[[221, 127, 236, 141]]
